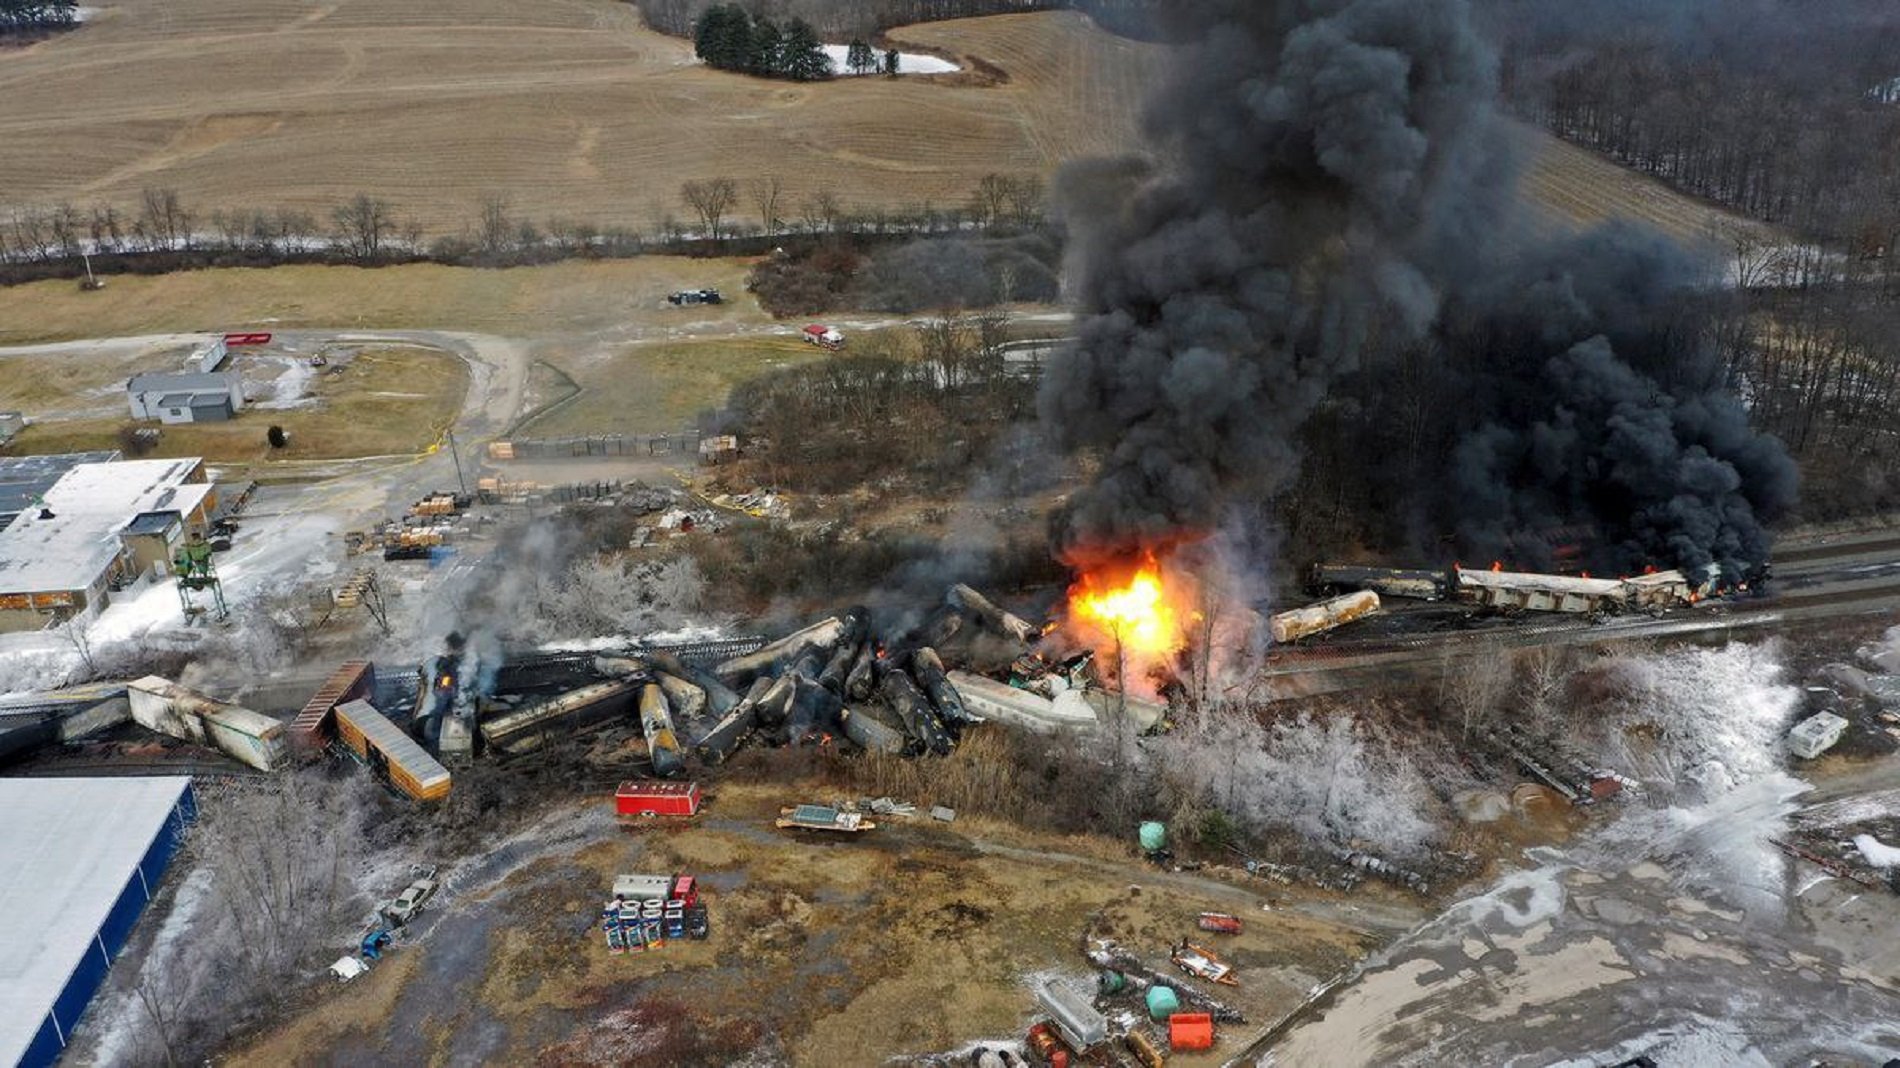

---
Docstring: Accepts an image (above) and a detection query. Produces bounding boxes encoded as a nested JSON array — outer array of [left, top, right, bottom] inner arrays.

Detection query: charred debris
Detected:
[[305, 583, 1126, 791]]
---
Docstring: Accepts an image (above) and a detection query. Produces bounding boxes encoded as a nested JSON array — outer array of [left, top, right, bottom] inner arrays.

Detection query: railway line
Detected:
[[1260, 531, 1900, 699]]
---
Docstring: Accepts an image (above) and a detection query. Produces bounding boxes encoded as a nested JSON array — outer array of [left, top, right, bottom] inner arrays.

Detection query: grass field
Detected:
[[0, 258, 768, 346], [515, 334, 828, 438], [1, 345, 467, 463], [1514, 119, 1785, 248], [0, 3, 1159, 233]]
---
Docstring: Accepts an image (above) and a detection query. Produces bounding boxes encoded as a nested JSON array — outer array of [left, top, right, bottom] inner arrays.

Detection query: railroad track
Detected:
[[1259, 543, 1900, 696]]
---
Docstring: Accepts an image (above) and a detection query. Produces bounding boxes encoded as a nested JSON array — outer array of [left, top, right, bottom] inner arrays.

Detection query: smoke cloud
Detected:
[[1041, 0, 1516, 560], [1041, 0, 1796, 579]]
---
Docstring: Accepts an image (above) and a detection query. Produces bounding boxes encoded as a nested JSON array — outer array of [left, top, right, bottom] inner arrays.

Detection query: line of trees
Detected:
[[0, 0, 75, 33], [646, 0, 1056, 40], [694, 5, 833, 81], [0, 171, 1049, 282]]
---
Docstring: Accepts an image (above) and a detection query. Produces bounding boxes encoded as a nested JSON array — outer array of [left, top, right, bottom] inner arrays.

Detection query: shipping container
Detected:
[[333, 699, 451, 801], [616, 780, 702, 818], [127, 675, 286, 772], [289, 660, 376, 750]]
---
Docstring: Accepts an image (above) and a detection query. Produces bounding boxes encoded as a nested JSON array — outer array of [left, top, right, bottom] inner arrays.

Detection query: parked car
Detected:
[[381, 867, 439, 926], [667, 288, 723, 306]]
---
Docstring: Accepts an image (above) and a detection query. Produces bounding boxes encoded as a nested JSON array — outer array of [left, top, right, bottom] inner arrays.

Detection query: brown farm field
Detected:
[[0, 0, 1771, 256], [0, 3, 1160, 233]]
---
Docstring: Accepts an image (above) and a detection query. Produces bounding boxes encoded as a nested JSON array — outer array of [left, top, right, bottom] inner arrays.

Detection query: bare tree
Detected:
[[749, 174, 785, 236], [138, 188, 192, 251], [801, 188, 841, 234], [1439, 644, 1512, 740], [331, 194, 394, 263], [477, 193, 513, 255], [680, 177, 739, 240]]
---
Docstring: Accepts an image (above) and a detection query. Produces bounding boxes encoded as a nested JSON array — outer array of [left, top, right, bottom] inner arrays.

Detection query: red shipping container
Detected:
[[616, 780, 702, 817], [1169, 1013, 1214, 1051]]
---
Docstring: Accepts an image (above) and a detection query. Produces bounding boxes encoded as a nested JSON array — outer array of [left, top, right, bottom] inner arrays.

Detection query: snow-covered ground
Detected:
[[250, 354, 319, 410], [821, 44, 959, 75], [0, 504, 340, 696]]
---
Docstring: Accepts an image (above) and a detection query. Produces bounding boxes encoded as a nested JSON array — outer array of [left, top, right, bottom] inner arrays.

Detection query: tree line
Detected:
[[646, 0, 1055, 40], [693, 5, 834, 81], [0, 172, 1048, 282], [0, 0, 74, 33]]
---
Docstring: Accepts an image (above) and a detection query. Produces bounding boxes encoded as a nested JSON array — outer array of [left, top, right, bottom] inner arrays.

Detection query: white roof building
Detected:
[[0, 776, 196, 1068], [0, 457, 212, 622]]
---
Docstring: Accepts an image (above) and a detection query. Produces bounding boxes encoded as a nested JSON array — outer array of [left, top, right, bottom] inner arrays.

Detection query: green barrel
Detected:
[[1138, 821, 1166, 853], [1098, 970, 1126, 995], [1145, 984, 1180, 1021]]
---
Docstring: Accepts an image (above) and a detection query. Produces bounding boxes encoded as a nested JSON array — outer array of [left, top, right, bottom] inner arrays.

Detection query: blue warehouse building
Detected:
[[0, 777, 196, 1068]]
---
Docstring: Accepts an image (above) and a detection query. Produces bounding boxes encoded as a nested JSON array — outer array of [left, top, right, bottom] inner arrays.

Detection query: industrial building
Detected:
[[124, 338, 241, 424], [0, 457, 216, 631], [0, 776, 196, 1068], [0, 452, 120, 529], [125, 370, 243, 424]]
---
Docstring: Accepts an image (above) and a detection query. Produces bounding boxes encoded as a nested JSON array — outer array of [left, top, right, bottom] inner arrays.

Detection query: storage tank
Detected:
[[1145, 984, 1180, 1021], [1269, 590, 1380, 644]]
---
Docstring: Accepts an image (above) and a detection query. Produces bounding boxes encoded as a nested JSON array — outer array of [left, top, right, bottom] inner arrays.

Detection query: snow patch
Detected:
[[1852, 833, 1900, 868], [251, 355, 318, 410], [821, 43, 959, 75]]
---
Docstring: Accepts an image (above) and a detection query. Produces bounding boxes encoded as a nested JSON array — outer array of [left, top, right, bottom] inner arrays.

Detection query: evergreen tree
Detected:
[[846, 37, 876, 76], [780, 19, 832, 83], [694, 4, 752, 72], [883, 48, 901, 76], [749, 16, 783, 76]]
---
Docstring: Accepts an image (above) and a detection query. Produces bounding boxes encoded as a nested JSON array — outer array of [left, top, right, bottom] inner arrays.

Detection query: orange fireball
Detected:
[[1068, 554, 1186, 658]]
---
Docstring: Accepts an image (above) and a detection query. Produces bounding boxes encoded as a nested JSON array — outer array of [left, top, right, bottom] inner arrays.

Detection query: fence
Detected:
[[488, 433, 701, 461]]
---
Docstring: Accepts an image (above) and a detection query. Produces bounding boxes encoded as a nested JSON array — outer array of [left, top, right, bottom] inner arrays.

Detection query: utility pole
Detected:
[[445, 428, 469, 497]]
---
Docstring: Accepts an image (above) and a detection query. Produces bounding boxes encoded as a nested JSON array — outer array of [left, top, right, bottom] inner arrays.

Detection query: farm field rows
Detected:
[[0, 3, 1160, 233]]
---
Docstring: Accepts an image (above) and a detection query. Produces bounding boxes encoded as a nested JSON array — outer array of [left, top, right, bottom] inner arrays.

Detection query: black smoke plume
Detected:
[[1436, 226, 1798, 579], [1041, 0, 1796, 580], [1040, 0, 1515, 561]]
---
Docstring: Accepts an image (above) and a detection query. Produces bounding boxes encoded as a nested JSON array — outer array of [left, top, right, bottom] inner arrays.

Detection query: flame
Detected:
[[1067, 553, 1185, 658], [1490, 560, 1503, 572]]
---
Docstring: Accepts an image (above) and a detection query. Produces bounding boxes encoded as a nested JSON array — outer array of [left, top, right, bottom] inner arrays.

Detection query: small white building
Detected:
[[1788, 711, 1850, 759], [126, 370, 243, 424]]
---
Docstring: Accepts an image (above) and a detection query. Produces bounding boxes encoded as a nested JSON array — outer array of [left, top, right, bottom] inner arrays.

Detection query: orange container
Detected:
[[1169, 1012, 1214, 1051]]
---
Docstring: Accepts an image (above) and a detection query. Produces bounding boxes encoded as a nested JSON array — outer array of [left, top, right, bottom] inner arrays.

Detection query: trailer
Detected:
[[616, 780, 703, 818], [775, 804, 875, 833], [801, 324, 844, 350]]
